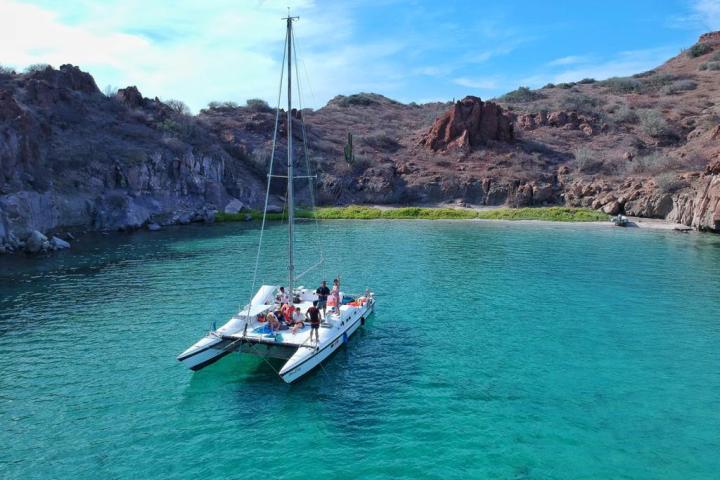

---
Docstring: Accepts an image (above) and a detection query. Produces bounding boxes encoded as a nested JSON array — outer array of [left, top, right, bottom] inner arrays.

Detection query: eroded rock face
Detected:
[[0, 64, 262, 251], [420, 96, 513, 151], [670, 161, 720, 231], [116, 86, 145, 108], [517, 110, 598, 135], [699, 31, 720, 43]]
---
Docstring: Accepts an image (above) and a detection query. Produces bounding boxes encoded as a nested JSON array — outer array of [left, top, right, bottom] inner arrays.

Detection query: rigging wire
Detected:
[[291, 26, 326, 282], [242, 29, 288, 318]]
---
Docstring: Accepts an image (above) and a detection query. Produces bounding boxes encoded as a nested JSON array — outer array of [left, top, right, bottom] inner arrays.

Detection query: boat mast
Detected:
[[286, 13, 298, 293]]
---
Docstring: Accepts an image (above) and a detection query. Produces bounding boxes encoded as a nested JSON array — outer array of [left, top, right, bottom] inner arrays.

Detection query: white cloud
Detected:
[[0, 0, 402, 111], [693, 0, 720, 30], [453, 77, 499, 89], [546, 55, 590, 67], [549, 47, 675, 84]]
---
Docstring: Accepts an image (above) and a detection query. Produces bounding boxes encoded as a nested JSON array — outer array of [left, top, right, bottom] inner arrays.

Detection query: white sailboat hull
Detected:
[[177, 336, 229, 371], [279, 300, 373, 383]]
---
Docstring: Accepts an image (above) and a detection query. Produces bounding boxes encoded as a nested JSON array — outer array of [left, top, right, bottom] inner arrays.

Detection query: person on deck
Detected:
[[291, 307, 305, 334], [266, 312, 280, 332], [282, 304, 294, 325], [331, 277, 341, 307], [277, 287, 290, 306], [306, 301, 321, 343], [316, 280, 330, 317]]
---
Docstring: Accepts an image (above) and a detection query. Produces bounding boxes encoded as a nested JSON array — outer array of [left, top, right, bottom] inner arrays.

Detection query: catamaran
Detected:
[[177, 14, 375, 383]]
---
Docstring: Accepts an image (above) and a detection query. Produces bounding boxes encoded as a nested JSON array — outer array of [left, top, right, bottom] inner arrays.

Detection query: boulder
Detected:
[[705, 158, 720, 176], [266, 204, 284, 214], [602, 201, 621, 215], [420, 96, 514, 151], [25, 230, 48, 253], [147, 223, 161, 231], [50, 236, 70, 249], [116, 86, 145, 108], [224, 198, 245, 214]]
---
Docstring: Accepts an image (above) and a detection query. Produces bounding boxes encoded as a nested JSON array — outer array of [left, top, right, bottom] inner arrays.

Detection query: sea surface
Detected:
[[1, 220, 719, 479]]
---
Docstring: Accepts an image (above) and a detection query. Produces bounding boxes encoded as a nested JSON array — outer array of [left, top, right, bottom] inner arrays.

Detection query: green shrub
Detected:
[[361, 133, 401, 152], [557, 82, 576, 89], [207, 100, 239, 109], [660, 79, 697, 95], [499, 86, 544, 103], [560, 92, 600, 113], [637, 109, 670, 137], [578, 78, 596, 84], [24, 63, 50, 74], [543, 83, 556, 89], [641, 73, 677, 91], [599, 76, 642, 94], [613, 104, 637, 123], [217, 206, 606, 222], [701, 61, 720, 71], [246, 98, 272, 112], [687, 43, 713, 58], [338, 93, 379, 107], [165, 99, 191, 116], [627, 152, 676, 174], [574, 147, 604, 173], [476, 207, 606, 222], [655, 173, 689, 193], [633, 70, 656, 78]]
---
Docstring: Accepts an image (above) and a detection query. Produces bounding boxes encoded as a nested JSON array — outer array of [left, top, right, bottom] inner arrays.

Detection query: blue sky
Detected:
[[1, 0, 719, 111]]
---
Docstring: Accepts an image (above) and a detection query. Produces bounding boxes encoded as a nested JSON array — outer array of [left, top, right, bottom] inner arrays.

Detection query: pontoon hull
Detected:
[[279, 300, 373, 383], [177, 337, 230, 371]]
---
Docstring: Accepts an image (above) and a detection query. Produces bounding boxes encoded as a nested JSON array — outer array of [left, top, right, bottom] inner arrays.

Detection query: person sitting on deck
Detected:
[[277, 287, 290, 306], [290, 307, 305, 334], [266, 312, 280, 331], [326, 293, 338, 315], [274, 307, 285, 325], [316, 280, 330, 317], [306, 301, 321, 343], [282, 305, 296, 326]]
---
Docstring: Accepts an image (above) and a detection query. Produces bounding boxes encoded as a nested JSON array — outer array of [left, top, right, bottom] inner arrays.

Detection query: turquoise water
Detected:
[[1, 221, 719, 479]]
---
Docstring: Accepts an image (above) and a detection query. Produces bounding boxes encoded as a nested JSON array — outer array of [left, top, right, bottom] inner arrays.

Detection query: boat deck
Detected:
[[224, 300, 352, 348]]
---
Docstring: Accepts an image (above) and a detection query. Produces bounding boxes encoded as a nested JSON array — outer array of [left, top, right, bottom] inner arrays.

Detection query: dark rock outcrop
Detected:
[[420, 96, 513, 151]]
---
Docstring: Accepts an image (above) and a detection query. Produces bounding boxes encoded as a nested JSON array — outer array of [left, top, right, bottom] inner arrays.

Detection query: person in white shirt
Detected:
[[277, 286, 290, 306], [291, 308, 305, 334]]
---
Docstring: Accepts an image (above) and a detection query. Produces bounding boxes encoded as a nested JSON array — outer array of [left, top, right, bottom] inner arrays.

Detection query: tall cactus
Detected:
[[343, 132, 355, 164]]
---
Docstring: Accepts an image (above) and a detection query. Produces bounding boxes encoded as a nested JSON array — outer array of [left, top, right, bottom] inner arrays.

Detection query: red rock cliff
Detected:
[[420, 96, 513, 151]]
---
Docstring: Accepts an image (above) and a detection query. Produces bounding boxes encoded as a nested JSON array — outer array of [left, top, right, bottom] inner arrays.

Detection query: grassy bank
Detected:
[[215, 206, 608, 223]]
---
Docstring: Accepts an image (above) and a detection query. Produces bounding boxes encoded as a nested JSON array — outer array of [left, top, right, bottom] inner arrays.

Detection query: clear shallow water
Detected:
[[1, 220, 719, 479]]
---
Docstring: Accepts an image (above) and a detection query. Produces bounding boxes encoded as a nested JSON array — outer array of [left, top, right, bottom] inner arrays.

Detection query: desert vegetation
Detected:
[[500, 86, 544, 103], [215, 206, 608, 222]]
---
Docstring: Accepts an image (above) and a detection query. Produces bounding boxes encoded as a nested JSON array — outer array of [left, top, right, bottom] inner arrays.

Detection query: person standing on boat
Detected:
[[331, 277, 341, 306], [277, 286, 290, 306], [306, 301, 321, 343], [316, 280, 330, 317]]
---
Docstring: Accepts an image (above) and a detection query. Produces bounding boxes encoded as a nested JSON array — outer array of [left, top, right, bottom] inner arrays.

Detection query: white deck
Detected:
[[226, 300, 361, 347]]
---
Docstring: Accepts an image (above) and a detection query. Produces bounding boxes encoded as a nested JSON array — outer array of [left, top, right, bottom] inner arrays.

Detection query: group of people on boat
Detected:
[[315, 278, 341, 317], [256, 279, 341, 342]]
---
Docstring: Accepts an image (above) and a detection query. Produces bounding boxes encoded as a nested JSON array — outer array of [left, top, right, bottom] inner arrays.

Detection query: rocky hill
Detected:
[[2, 32, 720, 253], [0, 65, 262, 253]]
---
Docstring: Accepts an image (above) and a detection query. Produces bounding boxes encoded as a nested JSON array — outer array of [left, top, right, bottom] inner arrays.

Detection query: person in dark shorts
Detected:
[[306, 301, 321, 343], [316, 280, 330, 317]]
